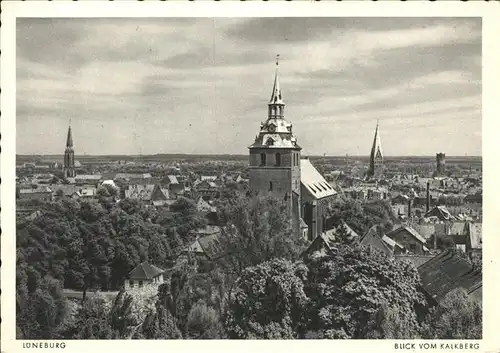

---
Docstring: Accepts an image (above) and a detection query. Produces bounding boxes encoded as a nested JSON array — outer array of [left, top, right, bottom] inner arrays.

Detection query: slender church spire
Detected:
[[268, 55, 285, 119], [66, 125, 73, 148], [368, 120, 384, 178], [63, 124, 76, 178]]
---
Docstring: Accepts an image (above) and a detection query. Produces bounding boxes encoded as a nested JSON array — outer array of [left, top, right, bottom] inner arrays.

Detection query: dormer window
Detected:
[[266, 138, 274, 146], [268, 123, 276, 132]]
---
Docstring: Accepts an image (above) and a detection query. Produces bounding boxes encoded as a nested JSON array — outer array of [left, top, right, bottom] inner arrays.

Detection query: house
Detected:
[[195, 196, 217, 214], [124, 184, 169, 205], [162, 175, 185, 198], [115, 173, 153, 184], [71, 187, 97, 199], [391, 194, 409, 205], [195, 180, 220, 199], [447, 221, 482, 254], [302, 220, 359, 259], [124, 262, 164, 290], [359, 225, 403, 256], [386, 225, 429, 255], [185, 232, 225, 261], [418, 249, 482, 304], [18, 187, 53, 202], [424, 205, 456, 222], [74, 174, 102, 186], [302, 229, 337, 259]]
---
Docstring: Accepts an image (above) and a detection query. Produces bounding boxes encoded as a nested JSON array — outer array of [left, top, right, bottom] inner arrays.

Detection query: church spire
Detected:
[[66, 125, 73, 148], [268, 55, 285, 119], [368, 120, 384, 178], [63, 124, 76, 178]]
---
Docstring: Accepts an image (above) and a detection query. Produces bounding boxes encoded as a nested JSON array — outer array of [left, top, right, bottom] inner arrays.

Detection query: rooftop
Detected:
[[300, 159, 337, 200], [128, 262, 164, 280]]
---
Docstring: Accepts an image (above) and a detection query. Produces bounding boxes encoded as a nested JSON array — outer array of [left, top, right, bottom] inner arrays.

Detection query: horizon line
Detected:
[[16, 153, 483, 158]]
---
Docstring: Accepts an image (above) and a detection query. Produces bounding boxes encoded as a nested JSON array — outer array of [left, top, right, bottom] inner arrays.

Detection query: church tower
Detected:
[[248, 57, 302, 225], [368, 120, 383, 178], [63, 125, 76, 178]]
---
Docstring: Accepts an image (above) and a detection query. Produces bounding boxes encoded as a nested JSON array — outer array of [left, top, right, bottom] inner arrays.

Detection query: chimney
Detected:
[[426, 181, 430, 213], [408, 198, 412, 218]]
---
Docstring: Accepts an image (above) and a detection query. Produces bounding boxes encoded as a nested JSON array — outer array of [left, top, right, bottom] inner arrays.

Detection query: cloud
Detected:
[[16, 17, 482, 156]]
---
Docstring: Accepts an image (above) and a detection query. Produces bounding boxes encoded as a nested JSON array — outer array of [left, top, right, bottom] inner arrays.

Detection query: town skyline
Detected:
[[17, 17, 482, 156]]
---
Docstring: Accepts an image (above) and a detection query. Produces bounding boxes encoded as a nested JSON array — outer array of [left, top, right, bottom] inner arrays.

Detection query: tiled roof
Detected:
[[75, 174, 102, 180], [187, 231, 225, 260], [300, 159, 336, 200], [386, 225, 427, 244], [115, 173, 152, 180], [411, 224, 436, 240], [395, 254, 434, 267], [360, 225, 393, 256], [167, 175, 179, 184], [20, 187, 53, 194], [128, 262, 164, 280], [418, 250, 482, 302], [425, 205, 455, 221]]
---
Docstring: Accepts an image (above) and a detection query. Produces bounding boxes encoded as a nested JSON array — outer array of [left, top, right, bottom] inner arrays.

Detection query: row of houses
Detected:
[[126, 219, 481, 306]]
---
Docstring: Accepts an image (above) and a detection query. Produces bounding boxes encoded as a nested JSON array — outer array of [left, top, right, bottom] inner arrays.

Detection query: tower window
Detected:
[[260, 153, 266, 166], [269, 181, 273, 192], [275, 153, 281, 166]]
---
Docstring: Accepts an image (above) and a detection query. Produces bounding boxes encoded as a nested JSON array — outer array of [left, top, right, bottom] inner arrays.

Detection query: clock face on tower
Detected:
[[268, 123, 276, 132]]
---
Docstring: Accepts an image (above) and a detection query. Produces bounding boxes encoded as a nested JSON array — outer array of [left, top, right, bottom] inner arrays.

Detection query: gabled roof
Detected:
[[418, 250, 482, 302], [300, 159, 337, 200], [186, 230, 226, 260], [425, 205, 455, 221], [167, 175, 179, 185], [386, 225, 427, 244], [360, 225, 393, 256], [128, 262, 164, 280]]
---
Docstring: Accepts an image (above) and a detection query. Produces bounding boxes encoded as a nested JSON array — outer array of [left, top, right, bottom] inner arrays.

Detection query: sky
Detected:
[[16, 17, 482, 156]]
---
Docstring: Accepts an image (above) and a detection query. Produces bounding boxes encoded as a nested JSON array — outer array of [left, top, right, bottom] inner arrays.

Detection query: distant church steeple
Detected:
[[63, 124, 76, 178], [368, 120, 383, 178]]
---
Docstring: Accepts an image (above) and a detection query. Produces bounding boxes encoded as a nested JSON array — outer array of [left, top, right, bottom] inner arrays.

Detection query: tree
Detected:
[[224, 259, 309, 339], [326, 199, 396, 236], [218, 194, 307, 276], [421, 288, 482, 339], [137, 303, 182, 339], [303, 243, 426, 339], [186, 300, 223, 339], [63, 294, 117, 339], [16, 275, 69, 339]]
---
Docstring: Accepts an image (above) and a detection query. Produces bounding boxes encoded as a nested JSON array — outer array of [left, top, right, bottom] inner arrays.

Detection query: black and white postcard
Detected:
[[1, 2, 499, 353]]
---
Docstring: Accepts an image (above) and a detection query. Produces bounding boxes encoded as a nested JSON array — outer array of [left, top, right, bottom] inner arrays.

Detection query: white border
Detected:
[[2, 2, 500, 353]]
